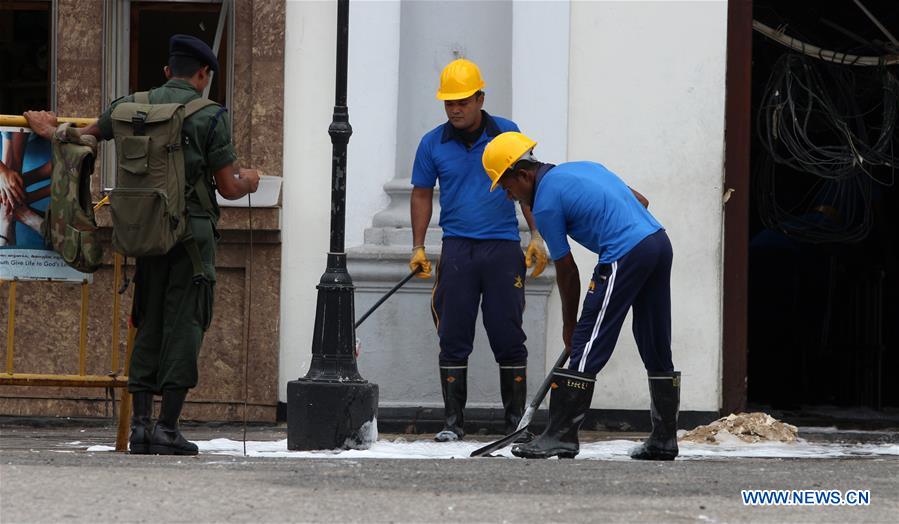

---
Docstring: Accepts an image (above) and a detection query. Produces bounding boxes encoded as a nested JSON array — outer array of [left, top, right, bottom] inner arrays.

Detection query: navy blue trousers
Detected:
[[569, 229, 674, 376], [432, 238, 527, 365]]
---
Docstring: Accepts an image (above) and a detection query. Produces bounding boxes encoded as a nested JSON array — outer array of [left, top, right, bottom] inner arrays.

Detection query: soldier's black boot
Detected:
[[630, 371, 680, 461], [434, 364, 467, 442], [128, 391, 153, 455], [149, 388, 198, 455], [500, 362, 534, 443], [512, 368, 594, 459]]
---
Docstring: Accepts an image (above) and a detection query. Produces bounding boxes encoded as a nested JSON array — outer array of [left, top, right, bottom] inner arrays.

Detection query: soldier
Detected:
[[25, 34, 259, 455]]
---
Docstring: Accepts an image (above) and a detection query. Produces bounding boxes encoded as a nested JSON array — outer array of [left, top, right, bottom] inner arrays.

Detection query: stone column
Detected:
[[342, 1, 557, 428], [348, 180, 555, 413]]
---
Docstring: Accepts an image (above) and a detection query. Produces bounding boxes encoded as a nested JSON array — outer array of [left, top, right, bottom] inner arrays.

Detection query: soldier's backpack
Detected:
[[108, 91, 218, 266], [42, 123, 103, 273]]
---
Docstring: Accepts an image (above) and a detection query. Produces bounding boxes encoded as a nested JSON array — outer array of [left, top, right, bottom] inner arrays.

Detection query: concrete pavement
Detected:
[[1, 419, 897, 522]]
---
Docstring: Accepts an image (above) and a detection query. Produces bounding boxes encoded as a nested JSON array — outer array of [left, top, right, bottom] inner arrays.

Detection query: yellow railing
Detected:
[[1, 253, 134, 452], [1, 119, 131, 449], [0, 115, 96, 128]]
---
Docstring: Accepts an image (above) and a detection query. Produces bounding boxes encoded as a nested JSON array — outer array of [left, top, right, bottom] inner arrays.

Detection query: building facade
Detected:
[[3, 0, 733, 426], [0, 0, 285, 422], [281, 0, 728, 425]]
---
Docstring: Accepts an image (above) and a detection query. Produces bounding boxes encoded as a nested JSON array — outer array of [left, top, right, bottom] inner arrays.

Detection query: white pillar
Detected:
[[279, 1, 338, 400], [512, 0, 569, 167], [345, 0, 401, 249], [512, 0, 571, 376], [567, 0, 728, 412], [347, 0, 556, 409]]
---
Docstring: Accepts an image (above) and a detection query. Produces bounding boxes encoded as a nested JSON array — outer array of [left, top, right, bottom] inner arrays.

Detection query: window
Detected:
[[0, 0, 53, 115], [102, 0, 233, 189], [129, 1, 230, 105]]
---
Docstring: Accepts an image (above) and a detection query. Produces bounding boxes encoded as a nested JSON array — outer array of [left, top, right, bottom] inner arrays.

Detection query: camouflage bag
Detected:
[[41, 123, 103, 273]]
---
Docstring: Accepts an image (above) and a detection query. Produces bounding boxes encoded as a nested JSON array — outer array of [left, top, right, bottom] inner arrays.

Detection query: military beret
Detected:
[[169, 34, 219, 73]]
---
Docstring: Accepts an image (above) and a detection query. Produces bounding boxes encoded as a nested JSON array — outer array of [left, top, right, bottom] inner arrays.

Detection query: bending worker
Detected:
[[410, 58, 548, 442], [482, 132, 680, 460], [25, 35, 259, 455]]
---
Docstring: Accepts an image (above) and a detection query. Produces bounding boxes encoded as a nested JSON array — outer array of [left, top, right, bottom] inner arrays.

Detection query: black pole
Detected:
[[354, 268, 421, 329], [330, 0, 349, 254], [287, 0, 378, 451]]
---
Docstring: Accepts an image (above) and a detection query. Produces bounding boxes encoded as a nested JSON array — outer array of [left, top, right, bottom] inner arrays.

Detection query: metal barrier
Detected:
[[1, 253, 135, 452]]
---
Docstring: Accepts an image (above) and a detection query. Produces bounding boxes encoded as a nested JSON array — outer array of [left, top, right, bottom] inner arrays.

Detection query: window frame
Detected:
[[100, 0, 234, 191]]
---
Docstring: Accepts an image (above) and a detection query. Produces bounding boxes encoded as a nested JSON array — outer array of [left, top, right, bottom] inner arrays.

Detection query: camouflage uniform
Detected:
[[98, 78, 236, 393], [44, 124, 102, 273]]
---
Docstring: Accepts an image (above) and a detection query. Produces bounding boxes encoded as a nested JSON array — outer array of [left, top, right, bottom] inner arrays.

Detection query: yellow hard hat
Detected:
[[482, 132, 538, 192], [436, 58, 485, 100]]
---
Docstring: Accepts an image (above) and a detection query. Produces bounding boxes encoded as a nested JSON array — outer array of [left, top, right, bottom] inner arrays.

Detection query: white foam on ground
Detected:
[[582, 439, 899, 460], [799, 426, 899, 436], [84, 438, 899, 459], [87, 445, 116, 452], [344, 417, 378, 449]]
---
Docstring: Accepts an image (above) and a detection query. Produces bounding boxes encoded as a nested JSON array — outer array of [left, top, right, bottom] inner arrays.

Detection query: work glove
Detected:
[[409, 245, 432, 279], [525, 232, 548, 279]]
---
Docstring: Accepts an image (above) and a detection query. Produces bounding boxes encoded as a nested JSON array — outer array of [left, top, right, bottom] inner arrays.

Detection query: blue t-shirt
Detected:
[[532, 161, 663, 263], [411, 112, 520, 240]]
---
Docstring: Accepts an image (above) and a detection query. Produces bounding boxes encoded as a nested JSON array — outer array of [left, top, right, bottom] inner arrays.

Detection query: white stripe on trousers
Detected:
[[578, 261, 618, 373]]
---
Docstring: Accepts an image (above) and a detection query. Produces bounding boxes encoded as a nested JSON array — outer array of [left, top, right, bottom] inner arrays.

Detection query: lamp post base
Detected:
[[286, 378, 379, 450]]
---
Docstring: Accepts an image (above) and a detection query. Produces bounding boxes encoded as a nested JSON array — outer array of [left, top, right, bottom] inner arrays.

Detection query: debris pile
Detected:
[[680, 412, 799, 445]]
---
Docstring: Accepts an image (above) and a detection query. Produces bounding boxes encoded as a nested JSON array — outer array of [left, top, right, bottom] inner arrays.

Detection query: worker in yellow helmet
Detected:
[[409, 58, 548, 442], [483, 132, 679, 461]]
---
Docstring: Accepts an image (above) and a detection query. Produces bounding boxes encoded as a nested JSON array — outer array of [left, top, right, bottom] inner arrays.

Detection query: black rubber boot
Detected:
[[434, 364, 467, 442], [512, 368, 594, 459], [630, 371, 680, 461], [149, 389, 198, 455], [128, 391, 153, 455], [500, 362, 533, 443]]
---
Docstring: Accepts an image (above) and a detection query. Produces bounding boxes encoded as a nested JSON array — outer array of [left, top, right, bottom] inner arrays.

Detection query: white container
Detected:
[[216, 174, 282, 208]]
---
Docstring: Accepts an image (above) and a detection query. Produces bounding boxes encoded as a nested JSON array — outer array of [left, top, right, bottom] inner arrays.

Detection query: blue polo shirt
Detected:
[[411, 112, 520, 240], [532, 161, 663, 263]]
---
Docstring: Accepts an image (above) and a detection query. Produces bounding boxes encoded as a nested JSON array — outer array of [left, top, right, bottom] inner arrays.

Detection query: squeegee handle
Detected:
[[469, 346, 571, 457], [354, 267, 422, 329], [515, 346, 570, 431]]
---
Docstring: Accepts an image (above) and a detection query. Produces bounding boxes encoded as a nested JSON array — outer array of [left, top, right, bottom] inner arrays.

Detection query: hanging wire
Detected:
[[753, 20, 899, 66], [755, 52, 897, 243]]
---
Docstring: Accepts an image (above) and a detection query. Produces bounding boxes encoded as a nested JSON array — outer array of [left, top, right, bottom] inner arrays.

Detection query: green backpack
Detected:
[[108, 91, 217, 260], [42, 123, 103, 273]]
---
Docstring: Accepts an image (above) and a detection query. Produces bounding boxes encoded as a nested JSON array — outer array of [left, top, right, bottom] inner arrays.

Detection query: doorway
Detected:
[[729, 0, 899, 416]]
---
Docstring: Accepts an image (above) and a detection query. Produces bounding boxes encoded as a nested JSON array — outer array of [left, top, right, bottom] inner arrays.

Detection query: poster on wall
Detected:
[[0, 126, 91, 282]]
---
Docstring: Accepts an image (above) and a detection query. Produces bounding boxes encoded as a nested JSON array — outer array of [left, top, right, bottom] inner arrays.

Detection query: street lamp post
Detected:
[[286, 0, 378, 450]]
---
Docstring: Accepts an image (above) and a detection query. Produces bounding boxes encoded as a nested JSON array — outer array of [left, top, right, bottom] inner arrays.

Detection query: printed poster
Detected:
[[0, 126, 92, 282]]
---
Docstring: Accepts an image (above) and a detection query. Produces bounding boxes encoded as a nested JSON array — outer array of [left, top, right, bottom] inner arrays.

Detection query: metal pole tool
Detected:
[[354, 267, 422, 329], [470, 347, 570, 457]]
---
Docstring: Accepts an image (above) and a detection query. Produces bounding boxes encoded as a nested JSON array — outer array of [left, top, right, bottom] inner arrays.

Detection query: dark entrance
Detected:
[[740, 1, 899, 415], [0, 1, 51, 114], [129, 1, 229, 105]]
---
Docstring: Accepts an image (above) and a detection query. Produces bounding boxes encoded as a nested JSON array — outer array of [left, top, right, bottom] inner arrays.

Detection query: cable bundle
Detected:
[[755, 53, 897, 243]]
